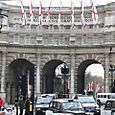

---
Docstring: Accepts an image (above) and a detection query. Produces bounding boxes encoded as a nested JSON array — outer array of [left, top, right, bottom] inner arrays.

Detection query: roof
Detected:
[[97, 93, 115, 95], [52, 98, 79, 103], [107, 99, 115, 101]]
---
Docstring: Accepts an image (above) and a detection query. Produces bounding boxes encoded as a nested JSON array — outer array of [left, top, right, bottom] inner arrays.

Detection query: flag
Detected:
[[96, 84, 103, 93], [19, 0, 27, 25], [39, 0, 43, 25], [71, 0, 74, 26], [29, 0, 33, 23], [58, 9, 61, 27], [46, 7, 50, 25], [88, 82, 93, 92], [80, 0, 85, 26], [90, 0, 98, 25]]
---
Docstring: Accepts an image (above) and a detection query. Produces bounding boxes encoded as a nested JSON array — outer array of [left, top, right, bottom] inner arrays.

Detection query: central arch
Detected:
[[42, 60, 65, 94]]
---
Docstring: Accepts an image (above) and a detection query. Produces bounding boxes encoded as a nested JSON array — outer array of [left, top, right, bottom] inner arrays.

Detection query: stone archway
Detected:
[[7, 59, 34, 104], [42, 60, 67, 95], [77, 59, 101, 94]]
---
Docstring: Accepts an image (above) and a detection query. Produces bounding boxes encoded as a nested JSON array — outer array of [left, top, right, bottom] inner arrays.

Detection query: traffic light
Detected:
[[61, 64, 69, 74], [21, 75, 27, 98]]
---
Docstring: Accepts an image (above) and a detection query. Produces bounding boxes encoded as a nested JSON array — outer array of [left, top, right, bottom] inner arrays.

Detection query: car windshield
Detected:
[[78, 97, 95, 103], [62, 101, 84, 111], [36, 96, 53, 104]]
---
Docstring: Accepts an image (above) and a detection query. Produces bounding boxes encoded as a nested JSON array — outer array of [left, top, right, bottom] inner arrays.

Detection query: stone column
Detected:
[[70, 54, 75, 97], [36, 54, 41, 96], [105, 53, 110, 92], [1, 51, 6, 99]]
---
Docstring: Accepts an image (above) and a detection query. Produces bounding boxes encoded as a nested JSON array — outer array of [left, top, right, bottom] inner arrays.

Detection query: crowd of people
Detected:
[[15, 96, 33, 115], [0, 95, 33, 115]]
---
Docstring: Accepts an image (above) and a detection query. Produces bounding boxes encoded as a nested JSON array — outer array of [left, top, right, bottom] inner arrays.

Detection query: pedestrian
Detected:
[[19, 96, 24, 115], [0, 97, 4, 110], [24, 97, 31, 115]]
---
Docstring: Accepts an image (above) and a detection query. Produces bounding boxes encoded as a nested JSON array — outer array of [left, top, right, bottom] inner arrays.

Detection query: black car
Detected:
[[35, 94, 56, 115], [46, 98, 86, 115]]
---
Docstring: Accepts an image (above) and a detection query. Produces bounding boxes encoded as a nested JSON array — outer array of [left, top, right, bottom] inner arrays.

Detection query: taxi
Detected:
[[46, 98, 86, 115]]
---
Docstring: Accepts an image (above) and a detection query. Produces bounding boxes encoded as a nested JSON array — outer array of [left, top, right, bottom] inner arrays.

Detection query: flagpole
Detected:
[[38, 0, 42, 26], [71, 0, 74, 27], [19, 0, 27, 26], [29, 0, 34, 24]]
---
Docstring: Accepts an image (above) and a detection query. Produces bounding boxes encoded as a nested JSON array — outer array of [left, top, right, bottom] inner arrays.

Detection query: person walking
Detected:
[[24, 97, 30, 115], [24, 97, 32, 115], [19, 96, 24, 115]]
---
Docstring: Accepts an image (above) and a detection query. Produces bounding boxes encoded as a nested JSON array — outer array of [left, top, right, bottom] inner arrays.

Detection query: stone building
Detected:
[[0, 2, 115, 103]]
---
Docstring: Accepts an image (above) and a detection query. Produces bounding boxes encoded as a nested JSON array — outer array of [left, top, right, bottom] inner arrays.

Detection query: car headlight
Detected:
[[36, 108, 41, 111], [96, 107, 100, 111]]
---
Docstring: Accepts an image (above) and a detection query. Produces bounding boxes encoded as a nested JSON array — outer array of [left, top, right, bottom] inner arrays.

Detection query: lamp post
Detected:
[[61, 64, 69, 97], [109, 64, 115, 92], [0, 8, 8, 32]]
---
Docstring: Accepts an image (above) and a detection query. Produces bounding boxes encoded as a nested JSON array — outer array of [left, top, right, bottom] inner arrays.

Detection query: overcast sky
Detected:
[[1, 0, 115, 7]]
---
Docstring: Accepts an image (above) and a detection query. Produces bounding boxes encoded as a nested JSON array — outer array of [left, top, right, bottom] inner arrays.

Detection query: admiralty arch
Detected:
[[0, 2, 115, 103]]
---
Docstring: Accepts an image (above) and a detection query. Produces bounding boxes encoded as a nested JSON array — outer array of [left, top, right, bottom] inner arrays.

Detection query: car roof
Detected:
[[52, 98, 79, 103], [107, 99, 115, 101], [41, 94, 57, 96], [97, 93, 115, 95]]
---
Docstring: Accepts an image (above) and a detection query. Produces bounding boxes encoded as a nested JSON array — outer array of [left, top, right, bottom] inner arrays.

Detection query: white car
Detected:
[[74, 95, 100, 115], [101, 99, 115, 115], [96, 93, 115, 105]]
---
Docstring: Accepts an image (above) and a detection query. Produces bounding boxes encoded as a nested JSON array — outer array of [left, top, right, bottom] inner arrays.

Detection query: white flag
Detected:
[[58, 10, 61, 27], [46, 7, 50, 25], [90, 0, 98, 25], [29, 0, 33, 23], [39, 0, 43, 25], [80, 0, 85, 26]]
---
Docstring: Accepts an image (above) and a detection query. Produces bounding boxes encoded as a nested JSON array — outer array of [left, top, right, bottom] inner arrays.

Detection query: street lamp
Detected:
[[0, 8, 8, 32], [61, 64, 69, 97], [109, 64, 115, 92]]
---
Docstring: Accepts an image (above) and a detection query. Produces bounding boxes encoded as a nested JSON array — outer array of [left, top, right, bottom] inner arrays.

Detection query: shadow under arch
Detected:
[[77, 59, 100, 94], [42, 60, 64, 94], [7, 59, 34, 104]]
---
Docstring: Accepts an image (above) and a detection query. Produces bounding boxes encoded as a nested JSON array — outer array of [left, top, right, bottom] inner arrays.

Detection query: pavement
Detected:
[[13, 108, 25, 115]]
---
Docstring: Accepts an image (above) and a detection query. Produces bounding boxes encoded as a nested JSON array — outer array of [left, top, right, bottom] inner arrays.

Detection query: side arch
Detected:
[[77, 59, 101, 94]]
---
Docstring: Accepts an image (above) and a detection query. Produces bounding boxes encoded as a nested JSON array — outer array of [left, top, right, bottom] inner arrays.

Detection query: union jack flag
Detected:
[[88, 81, 93, 92]]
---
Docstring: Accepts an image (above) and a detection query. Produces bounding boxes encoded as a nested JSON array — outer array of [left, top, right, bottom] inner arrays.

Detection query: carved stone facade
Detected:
[[0, 2, 115, 102]]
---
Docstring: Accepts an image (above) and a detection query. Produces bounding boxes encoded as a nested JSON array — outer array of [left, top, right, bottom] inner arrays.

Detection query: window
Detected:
[[30, 37, 36, 44], [105, 101, 111, 110], [20, 35, 25, 44], [82, 37, 87, 45], [112, 101, 115, 108], [14, 34, 19, 44], [25, 36, 30, 44]]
